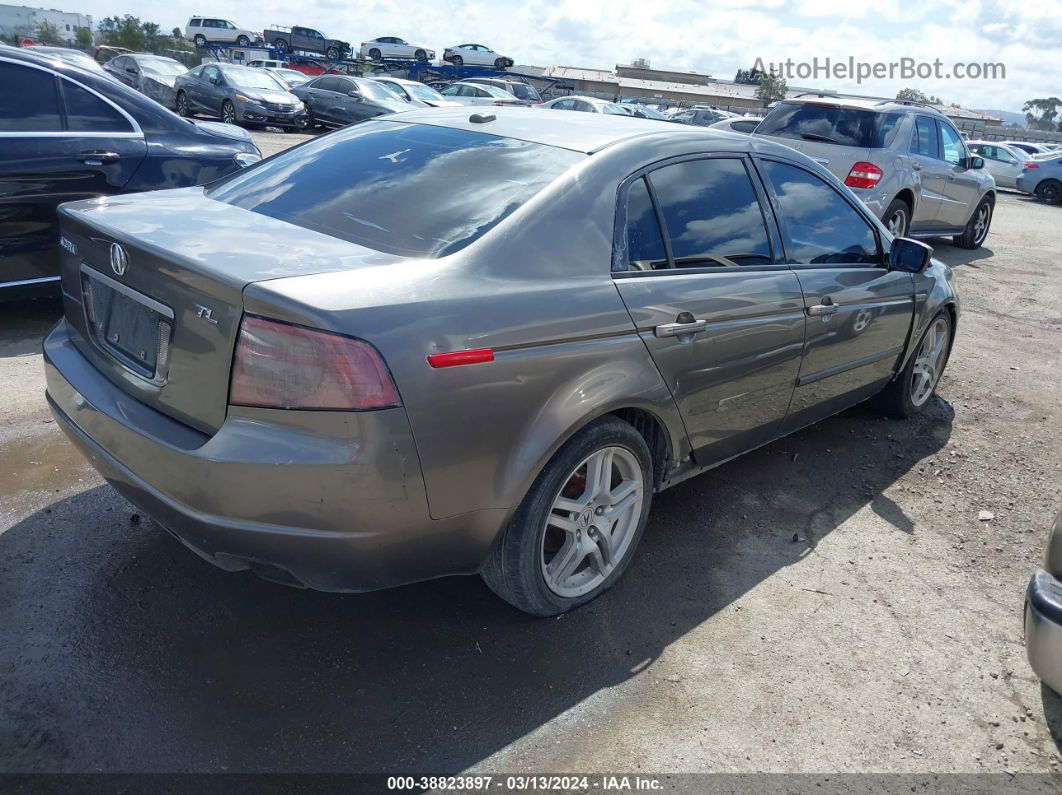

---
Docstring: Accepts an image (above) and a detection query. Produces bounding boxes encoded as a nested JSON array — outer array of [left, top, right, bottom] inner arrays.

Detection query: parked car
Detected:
[[463, 77, 542, 104], [175, 63, 306, 129], [438, 81, 526, 106], [249, 64, 311, 90], [359, 37, 434, 62], [184, 17, 262, 48], [0, 48, 260, 301], [620, 104, 672, 121], [542, 95, 629, 115], [1016, 153, 1062, 203], [264, 26, 350, 61], [1003, 140, 1051, 156], [104, 53, 187, 109], [668, 107, 734, 126], [1025, 510, 1062, 695], [246, 59, 286, 70], [44, 107, 958, 616], [708, 116, 762, 134], [442, 44, 513, 68], [372, 77, 461, 107], [965, 141, 1029, 189], [292, 74, 412, 128], [93, 45, 131, 64], [20, 45, 110, 77], [755, 98, 995, 247]]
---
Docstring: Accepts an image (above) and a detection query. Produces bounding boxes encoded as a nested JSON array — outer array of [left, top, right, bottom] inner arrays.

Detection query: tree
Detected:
[[755, 72, 787, 105], [97, 15, 145, 51], [896, 88, 942, 105], [734, 67, 764, 85], [1023, 97, 1062, 131], [34, 20, 65, 45], [74, 26, 93, 49], [172, 27, 182, 40]]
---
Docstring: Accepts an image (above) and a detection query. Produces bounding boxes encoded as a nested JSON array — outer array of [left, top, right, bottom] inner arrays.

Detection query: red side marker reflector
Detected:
[[427, 348, 495, 368]]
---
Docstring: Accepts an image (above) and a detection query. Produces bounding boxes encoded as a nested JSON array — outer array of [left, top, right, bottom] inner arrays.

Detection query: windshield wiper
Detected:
[[799, 132, 841, 144]]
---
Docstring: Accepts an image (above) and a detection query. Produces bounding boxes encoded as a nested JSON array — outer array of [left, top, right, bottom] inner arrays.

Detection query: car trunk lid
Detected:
[[57, 187, 401, 435]]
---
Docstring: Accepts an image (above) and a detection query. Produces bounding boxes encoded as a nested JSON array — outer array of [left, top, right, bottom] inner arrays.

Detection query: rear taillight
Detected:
[[844, 161, 884, 189], [1025, 161, 1039, 169], [229, 316, 399, 410]]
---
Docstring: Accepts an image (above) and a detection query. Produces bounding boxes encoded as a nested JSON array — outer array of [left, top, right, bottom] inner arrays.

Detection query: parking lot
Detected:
[[1, 127, 1061, 778]]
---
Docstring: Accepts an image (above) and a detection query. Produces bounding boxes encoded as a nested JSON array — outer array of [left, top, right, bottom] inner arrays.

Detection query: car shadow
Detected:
[[931, 244, 995, 269], [1044, 684, 1062, 756], [0, 297, 62, 359], [0, 398, 953, 773]]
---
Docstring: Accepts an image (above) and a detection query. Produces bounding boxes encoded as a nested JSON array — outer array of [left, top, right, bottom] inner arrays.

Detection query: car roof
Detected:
[[379, 106, 798, 155]]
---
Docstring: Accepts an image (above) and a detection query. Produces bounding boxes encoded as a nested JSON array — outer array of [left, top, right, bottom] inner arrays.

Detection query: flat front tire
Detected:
[[872, 311, 952, 418], [482, 417, 653, 616]]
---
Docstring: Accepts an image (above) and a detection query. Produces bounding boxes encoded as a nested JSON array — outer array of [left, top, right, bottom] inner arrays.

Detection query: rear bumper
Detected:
[[44, 320, 505, 592], [1025, 569, 1062, 694]]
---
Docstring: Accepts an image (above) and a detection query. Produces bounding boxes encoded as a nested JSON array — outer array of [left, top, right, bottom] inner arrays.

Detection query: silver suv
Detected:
[[755, 98, 996, 248]]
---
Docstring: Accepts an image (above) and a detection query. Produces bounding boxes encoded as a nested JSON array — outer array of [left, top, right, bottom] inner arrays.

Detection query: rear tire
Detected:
[[883, 198, 911, 238], [193, 34, 207, 47], [1035, 179, 1062, 205], [175, 91, 189, 117], [481, 417, 653, 617], [872, 311, 952, 418], [953, 196, 992, 249], [273, 39, 288, 53], [368, 47, 381, 60]]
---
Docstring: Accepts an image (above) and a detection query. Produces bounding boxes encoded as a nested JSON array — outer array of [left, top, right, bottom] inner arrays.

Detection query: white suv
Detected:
[[185, 17, 263, 48]]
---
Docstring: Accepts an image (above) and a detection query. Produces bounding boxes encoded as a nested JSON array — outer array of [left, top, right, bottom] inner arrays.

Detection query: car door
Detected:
[[305, 76, 338, 125], [936, 121, 982, 227], [993, 145, 1023, 188], [199, 65, 224, 116], [755, 157, 916, 429], [611, 155, 806, 466], [908, 114, 945, 228], [0, 60, 147, 288], [328, 77, 360, 125]]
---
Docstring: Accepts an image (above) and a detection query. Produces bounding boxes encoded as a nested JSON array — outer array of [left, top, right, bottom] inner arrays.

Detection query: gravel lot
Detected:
[[1, 132, 1060, 778]]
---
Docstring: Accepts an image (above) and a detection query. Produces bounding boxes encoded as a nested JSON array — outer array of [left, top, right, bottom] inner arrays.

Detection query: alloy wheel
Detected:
[[887, 208, 907, 237], [540, 446, 644, 598], [176, 93, 188, 116], [1040, 182, 1060, 203], [222, 102, 236, 125], [910, 317, 949, 407], [972, 202, 991, 245]]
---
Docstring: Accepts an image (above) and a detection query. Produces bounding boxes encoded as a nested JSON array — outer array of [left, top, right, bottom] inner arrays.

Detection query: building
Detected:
[[0, 3, 91, 44]]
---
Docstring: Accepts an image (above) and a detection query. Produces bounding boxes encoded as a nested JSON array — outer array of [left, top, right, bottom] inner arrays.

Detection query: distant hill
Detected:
[[976, 109, 1027, 128]]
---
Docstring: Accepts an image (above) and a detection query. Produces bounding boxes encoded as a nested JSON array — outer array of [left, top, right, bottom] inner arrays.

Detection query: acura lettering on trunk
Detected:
[[44, 108, 960, 616]]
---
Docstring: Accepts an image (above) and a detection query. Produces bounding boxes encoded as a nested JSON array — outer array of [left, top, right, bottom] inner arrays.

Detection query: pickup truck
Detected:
[[263, 26, 350, 60]]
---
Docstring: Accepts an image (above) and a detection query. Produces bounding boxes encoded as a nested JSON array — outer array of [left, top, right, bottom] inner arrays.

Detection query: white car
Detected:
[[184, 17, 263, 48], [372, 77, 461, 107], [247, 62, 311, 89], [966, 141, 1030, 189], [359, 37, 435, 62], [442, 44, 513, 68], [437, 81, 526, 106], [707, 116, 762, 134], [541, 95, 629, 115]]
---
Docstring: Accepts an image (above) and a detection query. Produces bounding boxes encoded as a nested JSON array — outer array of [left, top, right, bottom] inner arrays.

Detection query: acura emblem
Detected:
[[109, 243, 128, 276]]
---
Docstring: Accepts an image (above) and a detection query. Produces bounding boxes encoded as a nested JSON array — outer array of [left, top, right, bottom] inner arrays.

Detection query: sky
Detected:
[[70, 0, 1061, 112]]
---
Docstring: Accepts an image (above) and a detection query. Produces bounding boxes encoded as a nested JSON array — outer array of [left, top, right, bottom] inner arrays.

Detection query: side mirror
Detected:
[[125, 66, 137, 74], [889, 237, 933, 273], [968, 156, 985, 169], [348, 91, 362, 100]]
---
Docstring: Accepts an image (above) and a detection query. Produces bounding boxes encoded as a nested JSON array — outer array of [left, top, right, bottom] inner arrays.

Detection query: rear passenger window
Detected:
[[61, 80, 133, 132], [911, 116, 939, 158], [940, 124, 964, 165], [760, 160, 879, 265], [0, 63, 61, 131], [620, 177, 667, 271], [648, 158, 772, 267]]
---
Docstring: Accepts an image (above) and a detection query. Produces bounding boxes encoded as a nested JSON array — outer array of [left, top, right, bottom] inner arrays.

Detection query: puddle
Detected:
[[0, 427, 99, 527]]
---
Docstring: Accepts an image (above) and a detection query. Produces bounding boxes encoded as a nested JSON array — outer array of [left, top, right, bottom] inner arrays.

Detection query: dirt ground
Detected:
[[1, 138, 1060, 778]]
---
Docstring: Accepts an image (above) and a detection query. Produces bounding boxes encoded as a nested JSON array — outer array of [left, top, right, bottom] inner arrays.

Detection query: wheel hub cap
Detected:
[[910, 317, 949, 407]]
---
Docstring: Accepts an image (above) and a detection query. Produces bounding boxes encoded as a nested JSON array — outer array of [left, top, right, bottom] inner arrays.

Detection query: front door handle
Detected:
[[655, 320, 707, 337], [76, 151, 120, 166], [807, 297, 837, 317]]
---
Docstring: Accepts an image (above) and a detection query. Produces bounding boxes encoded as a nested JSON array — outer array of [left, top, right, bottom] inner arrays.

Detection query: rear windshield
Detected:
[[207, 121, 584, 258], [757, 102, 903, 148], [508, 83, 540, 101]]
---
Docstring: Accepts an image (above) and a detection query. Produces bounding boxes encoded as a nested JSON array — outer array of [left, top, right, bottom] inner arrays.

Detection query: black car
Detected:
[[0, 49, 261, 300], [174, 63, 306, 130], [291, 74, 412, 129]]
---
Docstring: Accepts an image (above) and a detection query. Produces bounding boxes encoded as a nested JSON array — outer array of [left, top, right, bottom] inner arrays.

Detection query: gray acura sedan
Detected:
[[43, 109, 959, 616]]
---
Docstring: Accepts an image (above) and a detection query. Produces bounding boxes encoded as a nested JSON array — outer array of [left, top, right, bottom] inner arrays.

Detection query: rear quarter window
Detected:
[[758, 102, 903, 148], [207, 121, 584, 258]]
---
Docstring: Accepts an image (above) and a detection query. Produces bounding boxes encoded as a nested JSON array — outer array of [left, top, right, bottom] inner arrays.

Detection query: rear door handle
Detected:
[[76, 151, 120, 166], [655, 320, 707, 337]]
